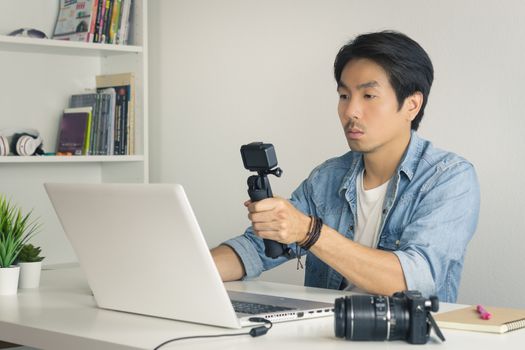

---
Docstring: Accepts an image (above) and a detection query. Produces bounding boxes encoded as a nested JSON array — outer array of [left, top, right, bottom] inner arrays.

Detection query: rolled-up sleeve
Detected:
[[393, 247, 437, 298], [223, 230, 266, 279], [393, 161, 480, 302]]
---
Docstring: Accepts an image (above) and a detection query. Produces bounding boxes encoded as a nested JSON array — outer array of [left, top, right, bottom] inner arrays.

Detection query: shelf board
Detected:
[[0, 35, 142, 57], [0, 155, 144, 163]]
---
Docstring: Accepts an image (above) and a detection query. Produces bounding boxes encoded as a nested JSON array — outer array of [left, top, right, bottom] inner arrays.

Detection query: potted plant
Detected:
[[0, 195, 40, 295], [17, 243, 45, 289]]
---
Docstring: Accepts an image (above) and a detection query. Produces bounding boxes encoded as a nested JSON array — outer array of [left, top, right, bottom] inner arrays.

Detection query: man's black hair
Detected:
[[334, 31, 434, 131]]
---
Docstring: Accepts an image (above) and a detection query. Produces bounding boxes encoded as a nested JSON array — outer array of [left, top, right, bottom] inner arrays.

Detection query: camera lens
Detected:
[[334, 294, 410, 341], [334, 297, 346, 338]]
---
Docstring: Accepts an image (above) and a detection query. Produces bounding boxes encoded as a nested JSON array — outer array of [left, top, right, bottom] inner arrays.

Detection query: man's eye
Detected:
[[339, 94, 349, 100], [364, 94, 376, 99]]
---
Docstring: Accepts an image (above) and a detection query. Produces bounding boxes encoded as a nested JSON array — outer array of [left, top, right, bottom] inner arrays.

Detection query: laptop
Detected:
[[45, 183, 334, 328]]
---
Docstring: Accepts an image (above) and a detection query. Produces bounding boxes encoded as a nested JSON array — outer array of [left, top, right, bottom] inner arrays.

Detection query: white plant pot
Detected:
[[0, 265, 20, 295], [18, 261, 42, 289]]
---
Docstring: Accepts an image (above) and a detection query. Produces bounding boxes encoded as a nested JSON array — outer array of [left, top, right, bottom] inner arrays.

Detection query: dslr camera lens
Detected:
[[334, 291, 444, 344]]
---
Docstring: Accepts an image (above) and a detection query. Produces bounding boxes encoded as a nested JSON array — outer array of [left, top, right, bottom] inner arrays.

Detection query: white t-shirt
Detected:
[[354, 169, 390, 248], [342, 169, 390, 291]]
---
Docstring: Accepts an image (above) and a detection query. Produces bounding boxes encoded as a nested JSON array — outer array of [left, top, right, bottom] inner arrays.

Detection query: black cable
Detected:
[[153, 317, 272, 350]]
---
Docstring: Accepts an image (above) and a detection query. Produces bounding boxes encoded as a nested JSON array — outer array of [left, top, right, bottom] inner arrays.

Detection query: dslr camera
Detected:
[[334, 291, 445, 344]]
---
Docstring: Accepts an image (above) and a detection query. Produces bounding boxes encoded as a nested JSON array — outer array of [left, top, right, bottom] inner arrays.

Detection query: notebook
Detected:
[[45, 183, 334, 329], [435, 306, 525, 333]]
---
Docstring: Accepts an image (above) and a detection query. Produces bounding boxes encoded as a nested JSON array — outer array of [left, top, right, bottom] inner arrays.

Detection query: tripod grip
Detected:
[[247, 176, 288, 258], [263, 238, 286, 258]]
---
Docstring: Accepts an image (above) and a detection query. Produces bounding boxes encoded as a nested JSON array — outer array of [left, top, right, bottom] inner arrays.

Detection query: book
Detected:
[[87, 0, 100, 42], [89, 93, 110, 155], [100, 0, 113, 43], [435, 305, 525, 334], [93, 0, 105, 42], [117, 0, 132, 45], [56, 107, 92, 155], [113, 85, 129, 155], [96, 73, 135, 155], [95, 0, 108, 43], [70, 92, 98, 155], [53, 0, 97, 42], [98, 88, 116, 155], [109, 0, 122, 44]]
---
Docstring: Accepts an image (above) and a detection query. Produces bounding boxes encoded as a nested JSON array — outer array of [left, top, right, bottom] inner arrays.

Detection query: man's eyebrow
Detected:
[[337, 80, 380, 90], [356, 80, 380, 89]]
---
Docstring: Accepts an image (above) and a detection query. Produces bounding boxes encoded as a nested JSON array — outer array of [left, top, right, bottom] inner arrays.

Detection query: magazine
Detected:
[[53, 0, 97, 42]]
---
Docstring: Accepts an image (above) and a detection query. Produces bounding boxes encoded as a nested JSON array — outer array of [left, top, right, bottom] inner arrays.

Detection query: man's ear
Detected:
[[404, 91, 423, 122]]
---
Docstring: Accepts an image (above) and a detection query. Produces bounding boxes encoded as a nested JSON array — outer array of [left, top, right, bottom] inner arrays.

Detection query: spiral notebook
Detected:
[[435, 306, 525, 333]]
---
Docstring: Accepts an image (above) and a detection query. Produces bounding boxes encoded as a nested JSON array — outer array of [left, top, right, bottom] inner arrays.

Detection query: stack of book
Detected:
[[53, 0, 133, 45], [57, 72, 135, 156]]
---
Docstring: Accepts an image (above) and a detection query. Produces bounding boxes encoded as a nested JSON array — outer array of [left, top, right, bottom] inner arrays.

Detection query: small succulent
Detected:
[[17, 243, 44, 263]]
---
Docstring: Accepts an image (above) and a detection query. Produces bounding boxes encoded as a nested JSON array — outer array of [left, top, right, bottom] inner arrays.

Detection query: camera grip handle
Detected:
[[247, 176, 288, 258]]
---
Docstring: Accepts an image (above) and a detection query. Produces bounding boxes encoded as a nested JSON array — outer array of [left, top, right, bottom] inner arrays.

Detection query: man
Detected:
[[211, 31, 480, 303]]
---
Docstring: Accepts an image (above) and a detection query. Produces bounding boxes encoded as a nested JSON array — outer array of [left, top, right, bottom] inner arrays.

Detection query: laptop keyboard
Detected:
[[231, 300, 294, 314]]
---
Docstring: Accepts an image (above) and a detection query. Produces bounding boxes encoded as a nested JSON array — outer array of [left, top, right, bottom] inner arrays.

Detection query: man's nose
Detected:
[[342, 98, 361, 120]]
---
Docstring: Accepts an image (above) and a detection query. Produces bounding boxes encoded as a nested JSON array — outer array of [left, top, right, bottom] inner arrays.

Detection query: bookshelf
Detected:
[[0, 34, 143, 56], [0, 0, 149, 264], [0, 155, 145, 163]]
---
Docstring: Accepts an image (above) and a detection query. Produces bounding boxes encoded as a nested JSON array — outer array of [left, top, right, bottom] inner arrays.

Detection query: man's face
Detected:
[[337, 58, 416, 154]]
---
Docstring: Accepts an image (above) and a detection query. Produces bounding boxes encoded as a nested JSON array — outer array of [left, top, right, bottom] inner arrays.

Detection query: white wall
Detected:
[[0, 0, 57, 37], [148, 0, 525, 308]]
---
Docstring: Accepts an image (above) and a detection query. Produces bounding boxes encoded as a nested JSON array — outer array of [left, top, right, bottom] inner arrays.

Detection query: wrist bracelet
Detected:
[[299, 216, 323, 251], [298, 215, 315, 246], [295, 216, 323, 270]]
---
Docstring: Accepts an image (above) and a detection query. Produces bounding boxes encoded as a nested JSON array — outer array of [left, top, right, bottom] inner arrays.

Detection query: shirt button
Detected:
[[382, 209, 387, 215], [349, 226, 353, 231], [395, 240, 400, 246]]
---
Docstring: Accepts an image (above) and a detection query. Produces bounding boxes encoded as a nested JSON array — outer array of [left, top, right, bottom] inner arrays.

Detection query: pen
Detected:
[[476, 304, 492, 320]]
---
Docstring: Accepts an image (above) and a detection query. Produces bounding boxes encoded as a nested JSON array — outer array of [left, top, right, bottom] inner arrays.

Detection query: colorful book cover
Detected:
[[87, 0, 100, 42], [114, 86, 128, 155], [53, 0, 97, 42], [96, 0, 108, 43], [109, 0, 122, 44], [93, 0, 105, 42], [101, 0, 113, 43]]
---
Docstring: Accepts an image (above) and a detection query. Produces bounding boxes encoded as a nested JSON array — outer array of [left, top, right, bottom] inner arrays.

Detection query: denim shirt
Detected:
[[224, 132, 480, 302]]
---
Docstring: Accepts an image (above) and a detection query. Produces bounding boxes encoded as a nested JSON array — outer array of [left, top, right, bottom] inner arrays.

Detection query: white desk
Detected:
[[0, 266, 523, 350]]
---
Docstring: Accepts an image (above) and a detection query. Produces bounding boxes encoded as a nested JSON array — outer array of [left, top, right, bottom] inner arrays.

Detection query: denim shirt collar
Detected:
[[338, 130, 423, 197]]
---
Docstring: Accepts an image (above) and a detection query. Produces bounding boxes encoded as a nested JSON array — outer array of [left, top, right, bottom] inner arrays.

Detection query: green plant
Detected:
[[0, 195, 40, 268], [17, 243, 45, 263]]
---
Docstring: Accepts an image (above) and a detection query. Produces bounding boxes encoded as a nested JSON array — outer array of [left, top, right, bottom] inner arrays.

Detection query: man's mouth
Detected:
[[346, 127, 364, 140]]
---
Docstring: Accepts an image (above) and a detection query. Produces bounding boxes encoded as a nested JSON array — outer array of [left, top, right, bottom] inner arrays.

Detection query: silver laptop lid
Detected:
[[45, 183, 241, 328]]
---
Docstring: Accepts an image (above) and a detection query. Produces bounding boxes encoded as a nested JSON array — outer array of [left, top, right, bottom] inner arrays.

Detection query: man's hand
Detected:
[[243, 196, 407, 295], [245, 197, 311, 244]]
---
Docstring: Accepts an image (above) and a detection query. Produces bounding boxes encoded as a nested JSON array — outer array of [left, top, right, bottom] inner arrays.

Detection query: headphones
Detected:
[[0, 128, 44, 156]]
